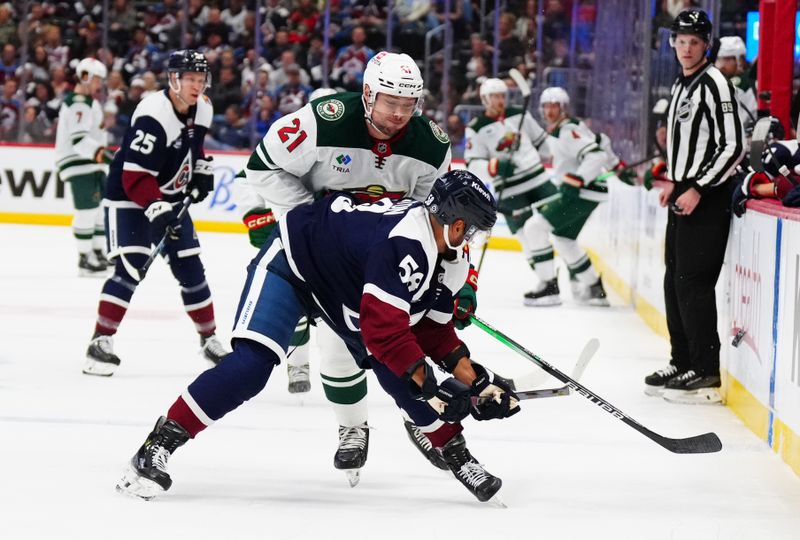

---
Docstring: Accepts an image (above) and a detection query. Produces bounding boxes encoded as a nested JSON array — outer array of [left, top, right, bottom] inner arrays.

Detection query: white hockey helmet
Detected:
[[309, 87, 337, 101], [362, 51, 424, 117], [76, 58, 107, 82], [539, 86, 570, 107], [717, 36, 746, 58], [479, 78, 508, 108]]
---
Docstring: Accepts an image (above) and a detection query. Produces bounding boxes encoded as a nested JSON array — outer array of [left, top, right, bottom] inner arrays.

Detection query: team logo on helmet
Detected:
[[347, 185, 406, 203], [429, 120, 450, 144], [316, 99, 345, 121]]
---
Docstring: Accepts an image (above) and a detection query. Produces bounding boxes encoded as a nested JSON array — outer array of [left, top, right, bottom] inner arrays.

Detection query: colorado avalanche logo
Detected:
[[161, 159, 192, 195]]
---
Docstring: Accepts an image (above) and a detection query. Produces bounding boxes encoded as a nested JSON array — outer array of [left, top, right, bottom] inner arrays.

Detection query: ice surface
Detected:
[[1, 224, 798, 539]]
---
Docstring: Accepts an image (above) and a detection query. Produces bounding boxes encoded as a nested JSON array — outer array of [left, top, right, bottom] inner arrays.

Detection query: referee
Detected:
[[643, 9, 745, 403]]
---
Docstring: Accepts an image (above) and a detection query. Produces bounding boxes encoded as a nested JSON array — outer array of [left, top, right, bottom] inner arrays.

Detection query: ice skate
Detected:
[[441, 434, 502, 503], [78, 252, 107, 277], [287, 362, 311, 394], [93, 249, 110, 269], [200, 334, 229, 365], [83, 333, 121, 376], [663, 370, 722, 405], [116, 416, 190, 500], [334, 422, 369, 487], [578, 277, 610, 307], [402, 420, 448, 470], [643, 364, 684, 397], [523, 278, 561, 306]]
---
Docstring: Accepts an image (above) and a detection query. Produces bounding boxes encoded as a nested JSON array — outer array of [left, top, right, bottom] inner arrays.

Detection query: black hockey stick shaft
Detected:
[[470, 315, 722, 454], [138, 193, 194, 279]]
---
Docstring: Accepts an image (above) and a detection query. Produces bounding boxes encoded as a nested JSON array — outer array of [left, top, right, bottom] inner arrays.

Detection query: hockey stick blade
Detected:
[[508, 68, 531, 98], [749, 117, 771, 173], [512, 338, 597, 400], [470, 315, 722, 454]]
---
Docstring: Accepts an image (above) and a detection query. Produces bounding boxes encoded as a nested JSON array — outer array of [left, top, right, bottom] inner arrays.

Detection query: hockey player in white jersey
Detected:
[[522, 86, 615, 306], [715, 36, 757, 135], [464, 78, 560, 303], [239, 51, 453, 482], [55, 58, 115, 276]]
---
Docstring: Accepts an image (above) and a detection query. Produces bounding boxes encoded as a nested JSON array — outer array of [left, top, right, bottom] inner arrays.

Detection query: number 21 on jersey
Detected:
[[278, 118, 307, 152]]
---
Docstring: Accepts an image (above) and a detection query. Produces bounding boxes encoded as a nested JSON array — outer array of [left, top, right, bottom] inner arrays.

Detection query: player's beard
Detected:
[[371, 117, 402, 138]]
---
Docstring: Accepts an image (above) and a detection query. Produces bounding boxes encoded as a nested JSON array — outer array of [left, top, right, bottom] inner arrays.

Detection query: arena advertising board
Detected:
[[774, 218, 800, 434], [634, 188, 668, 314]]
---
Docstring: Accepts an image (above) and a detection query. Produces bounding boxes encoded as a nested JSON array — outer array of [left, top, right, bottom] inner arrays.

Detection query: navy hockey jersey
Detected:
[[280, 193, 468, 376], [106, 90, 213, 207]]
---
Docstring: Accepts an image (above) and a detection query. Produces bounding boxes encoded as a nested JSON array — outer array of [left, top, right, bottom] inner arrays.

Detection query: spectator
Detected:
[[208, 103, 249, 149], [106, 70, 127, 107], [0, 77, 21, 141], [222, 0, 249, 37], [263, 28, 294, 66], [255, 94, 282, 139], [0, 43, 18, 85], [0, 3, 16, 47], [140, 71, 159, 98], [274, 63, 313, 115], [241, 64, 272, 116], [108, 0, 138, 55], [117, 77, 145, 125], [103, 100, 125, 147], [271, 49, 311, 90], [21, 102, 55, 143], [208, 65, 243, 113], [498, 13, 525, 72], [42, 24, 69, 69], [201, 7, 231, 46], [50, 65, 71, 100], [446, 113, 466, 159], [331, 26, 375, 92]]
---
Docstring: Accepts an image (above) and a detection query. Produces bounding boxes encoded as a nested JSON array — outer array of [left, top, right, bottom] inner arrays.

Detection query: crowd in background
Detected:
[[0, 0, 795, 161]]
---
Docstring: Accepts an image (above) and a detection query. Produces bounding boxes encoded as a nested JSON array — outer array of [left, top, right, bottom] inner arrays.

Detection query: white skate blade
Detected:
[[523, 296, 562, 307], [116, 464, 163, 500], [82, 358, 117, 377], [345, 469, 361, 488], [663, 388, 722, 405], [644, 384, 665, 397], [486, 493, 507, 508]]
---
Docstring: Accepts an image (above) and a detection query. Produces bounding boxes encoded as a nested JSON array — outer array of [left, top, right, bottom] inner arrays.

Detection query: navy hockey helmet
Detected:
[[425, 170, 497, 248], [670, 9, 712, 44], [166, 49, 211, 91]]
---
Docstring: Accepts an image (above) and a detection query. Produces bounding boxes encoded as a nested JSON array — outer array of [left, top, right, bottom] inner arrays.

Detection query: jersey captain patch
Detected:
[[429, 120, 450, 143], [317, 99, 345, 121]]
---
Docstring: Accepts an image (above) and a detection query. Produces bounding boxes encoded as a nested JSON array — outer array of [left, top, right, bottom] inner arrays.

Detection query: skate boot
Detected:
[[334, 422, 369, 487], [116, 416, 190, 500], [93, 249, 110, 269], [78, 252, 107, 277], [83, 333, 121, 376], [402, 420, 448, 471], [643, 364, 684, 397], [663, 370, 722, 404], [523, 278, 561, 307], [581, 277, 610, 307], [287, 362, 311, 393], [200, 334, 229, 365], [441, 434, 502, 503]]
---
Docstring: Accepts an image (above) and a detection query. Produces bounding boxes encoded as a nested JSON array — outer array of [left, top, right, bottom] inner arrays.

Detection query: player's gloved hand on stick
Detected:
[[453, 266, 479, 330], [190, 156, 214, 203], [406, 357, 472, 422], [613, 161, 638, 186], [731, 178, 749, 218], [643, 161, 668, 191], [243, 207, 277, 248], [488, 157, 515, 182], [94, 146, 116, 164], [469, 362, 520, 421], [559, 173, 583, 201], [145, 200, 182, 243]]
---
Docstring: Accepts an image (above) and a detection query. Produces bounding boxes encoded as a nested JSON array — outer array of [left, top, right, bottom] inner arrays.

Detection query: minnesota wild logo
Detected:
[[317, 99, 345, 121], [429, 120, 450, 144]]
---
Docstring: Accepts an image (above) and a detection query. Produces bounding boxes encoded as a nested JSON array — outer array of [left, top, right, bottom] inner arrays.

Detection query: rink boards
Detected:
[[1, 143, 798, 475]]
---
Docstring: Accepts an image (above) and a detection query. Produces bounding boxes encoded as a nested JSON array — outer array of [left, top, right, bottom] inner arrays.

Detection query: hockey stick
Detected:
[[476, 68, 531, 274], [512, 338, 599, 400], [749, 117, 772, 173], [470, 314, 722, 454], [133, 192, 195, 281]]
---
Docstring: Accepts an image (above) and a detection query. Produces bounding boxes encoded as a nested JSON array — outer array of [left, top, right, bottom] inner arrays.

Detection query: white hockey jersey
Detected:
[[54, 92, 108, 180], [242, 91, 452, 217]]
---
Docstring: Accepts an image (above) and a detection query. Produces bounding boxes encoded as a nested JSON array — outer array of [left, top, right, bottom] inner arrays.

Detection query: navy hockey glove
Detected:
[[243, 208, 277, 248], [145, 201, 182, 243], [190, 157, 214, 203], [453, 266, 478, 330], [784, 184, 800, 207], [731, 178, 748, 218], [470, 362, 520, 421], [406, 358, 472, 423]]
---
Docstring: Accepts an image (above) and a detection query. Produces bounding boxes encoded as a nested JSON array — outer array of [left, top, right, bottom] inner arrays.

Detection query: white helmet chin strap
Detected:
[[443, 223, 465, 250], [169, 73, 192, 109]]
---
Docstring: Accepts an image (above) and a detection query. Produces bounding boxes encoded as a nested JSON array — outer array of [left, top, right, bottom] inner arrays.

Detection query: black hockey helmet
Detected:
[[167, 49, 210, 74], [670, 9, 712, 43], [425, 170, 497, 241]]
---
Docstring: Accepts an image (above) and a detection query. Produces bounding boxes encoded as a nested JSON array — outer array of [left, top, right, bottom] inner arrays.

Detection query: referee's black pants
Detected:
[[664, 181, 733, 376]]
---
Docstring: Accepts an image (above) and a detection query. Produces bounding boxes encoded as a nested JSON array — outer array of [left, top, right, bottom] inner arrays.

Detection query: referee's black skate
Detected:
[[334, 422, 369, 487], [117, 416, 190, 500], [441, 434, 502, 503], [83, 333, 121, 376], [403, 420, 448, 470]]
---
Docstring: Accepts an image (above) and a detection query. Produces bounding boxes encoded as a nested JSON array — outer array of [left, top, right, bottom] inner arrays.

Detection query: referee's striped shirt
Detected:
[[666, 62, 745, 192]]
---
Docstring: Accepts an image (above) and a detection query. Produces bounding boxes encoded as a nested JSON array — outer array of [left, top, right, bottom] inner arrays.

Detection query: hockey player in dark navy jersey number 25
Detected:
[[116, 170, 521, 503], [82, 50, 231, 376]]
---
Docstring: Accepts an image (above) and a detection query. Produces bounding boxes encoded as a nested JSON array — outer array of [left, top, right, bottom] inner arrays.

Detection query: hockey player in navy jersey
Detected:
[[117, 170, 520, 503], [82, 50, 230, 376]]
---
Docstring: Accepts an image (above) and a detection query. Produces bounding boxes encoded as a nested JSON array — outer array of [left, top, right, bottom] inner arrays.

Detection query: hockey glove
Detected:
[[643, 161, 667, 191], [469, 362, 520, 421], [243, 207, 277, 248], [488, 158, 515, 182], [145, 201, 182, 244], [406, 357, 472, 423], [783, 184, 800, 208], [613, 161, 637, 186], [189, 157, 214, 203], [559, 173, 584, 202], [731, 178, 748, 218], [453, 266, 479, 330], [94, 146, 116, 164]]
